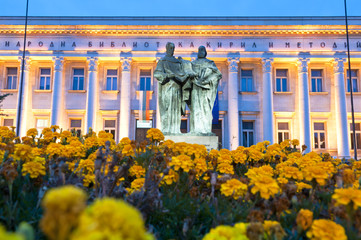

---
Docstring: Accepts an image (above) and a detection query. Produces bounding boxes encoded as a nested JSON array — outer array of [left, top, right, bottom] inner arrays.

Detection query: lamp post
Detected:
[[16, 0, 30, 137]]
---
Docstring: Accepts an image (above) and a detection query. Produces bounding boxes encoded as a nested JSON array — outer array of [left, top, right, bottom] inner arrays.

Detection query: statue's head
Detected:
[[166, 42, 175, 56], [198, 46, 207, 58]]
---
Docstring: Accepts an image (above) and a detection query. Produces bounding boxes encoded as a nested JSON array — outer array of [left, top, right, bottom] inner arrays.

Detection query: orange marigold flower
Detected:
[[332, 187, 361, 209], [296, 209, 313, 231], [306, 219, 347, 240], [220, 178, 248, 200]]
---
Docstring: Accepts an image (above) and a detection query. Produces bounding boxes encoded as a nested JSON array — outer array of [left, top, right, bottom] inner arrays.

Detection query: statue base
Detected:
[[164, 135, 219, 151]]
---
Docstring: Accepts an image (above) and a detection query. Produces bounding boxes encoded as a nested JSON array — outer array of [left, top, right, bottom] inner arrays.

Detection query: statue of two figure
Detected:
[[154, 42, 222, 135]]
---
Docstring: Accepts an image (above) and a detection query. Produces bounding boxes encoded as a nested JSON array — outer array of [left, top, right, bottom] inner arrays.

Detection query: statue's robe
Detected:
[[189, 58, 222, 134], [154, 56, 189, 134]]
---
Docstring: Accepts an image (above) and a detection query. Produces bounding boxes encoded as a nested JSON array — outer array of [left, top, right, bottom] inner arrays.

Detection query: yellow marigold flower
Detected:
[[170, 154, 194, 173], [62, 140, 86, 158], [161, 139, 175, 150], [14, 144, 33, 162], [129, 165, 146, 178], [302, 166, 329, 186], [26, 128, 38, 138], [332, 187, 361, 209], [71, 198, 154, 240], [263, 220, 279, 233], [122, 144, 135, 157], [221, 179, 248, 200], [250, 175, 280, 200], [263, 221, 286, 240], [217, 162, 234, 175], [277, 177, 288, 185], [296, 209, 313, 231], [246, 166, 273, 180], [46, 143, 64, 158], [40, 186, 87, 240], [22, 160, 46, 179], [291, 139, 300, 146], [0, 225, 24, 240], [295, 182, 312, 192], [234, 222, 248, 235], [248, 147, 264, 162], [342, 169, 355, 185], [306, 219, 347, 240], [79, 158, 94, 173], [127, 178, 145, 195], [280, 140, 290, 149], [82, 174, 95, 187], [209, 149, 220, 158], [194, 157, 209, 179], [232, 149, 248, 164], [60, 130, 72, 140], [279, 166, 303, 181], [0, 126, 16, 140], [32, 147, 44, 157], [42, 131, 54, 142], [146, 128, 164, 142], [84, 136, 98, 149], [203, 225, 249, 240], [160, 169, 179, 185]]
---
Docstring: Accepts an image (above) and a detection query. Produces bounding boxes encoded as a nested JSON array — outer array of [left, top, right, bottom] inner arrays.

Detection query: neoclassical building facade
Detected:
[[0, 16, 361, 157]]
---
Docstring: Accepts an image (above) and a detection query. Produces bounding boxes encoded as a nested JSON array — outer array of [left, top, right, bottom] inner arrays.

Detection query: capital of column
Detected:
[[227, 57, 239, 73], [52, 56, 64, 72], [87, 56, 98, 72], [298, 58, 310, 73], [333, 58, 346, 73], [261, 58, 273, 73], [18, 56, 31, 72], [120, 57, 132, 72]]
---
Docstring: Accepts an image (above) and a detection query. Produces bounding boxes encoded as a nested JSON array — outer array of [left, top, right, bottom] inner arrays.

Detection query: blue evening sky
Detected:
[[0, 0, 360, 17]]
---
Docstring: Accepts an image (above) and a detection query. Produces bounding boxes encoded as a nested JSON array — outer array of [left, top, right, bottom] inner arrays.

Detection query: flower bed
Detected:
[[0, 126, 359, 239]]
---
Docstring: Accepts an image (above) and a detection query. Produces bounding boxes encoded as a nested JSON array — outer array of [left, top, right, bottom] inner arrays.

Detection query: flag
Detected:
[[212, 92, 219, 124]]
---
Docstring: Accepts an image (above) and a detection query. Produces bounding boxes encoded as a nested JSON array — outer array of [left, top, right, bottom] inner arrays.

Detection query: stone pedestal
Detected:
[[164, 135, 219, 151]]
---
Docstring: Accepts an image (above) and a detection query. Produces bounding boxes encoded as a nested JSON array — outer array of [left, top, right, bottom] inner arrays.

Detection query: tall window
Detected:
[[314, 122, 326, 149], [106, 69, 118, 91], [6, 67, 18, 89], [104, 119, 116, 139], [277, 122, 290, 143], [139, 69, 151, 91], [350, 123, 361, 150], [311, 70, 323, 92], [275, 69, 288, 92], [39, 68, 51, 90], [36, 119, 48, 137], [241, 70, 253, 92], [70, 119, 82, 136], [242, 121, 254, 147], [347, 70, 359, 93], [181, 119, 188, 133], [2, 118, 14, 128], [72, 68, 84, 91]]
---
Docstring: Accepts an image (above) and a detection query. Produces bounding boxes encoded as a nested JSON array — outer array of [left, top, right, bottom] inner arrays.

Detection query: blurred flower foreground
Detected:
[[0, 126, 360, 239]]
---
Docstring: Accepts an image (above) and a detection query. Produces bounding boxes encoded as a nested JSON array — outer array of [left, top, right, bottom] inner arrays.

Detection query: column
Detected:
[[298, 57, 312, 152], [155, 57, 161, 130], [227, 57, 240, 150], [50, 56, 64, 127], [85, 57, 98, 133], [262, 57, 274, 143], [118, 57, 132, 139], [16, 56, 31, 137], [334, 58, 351, 158]]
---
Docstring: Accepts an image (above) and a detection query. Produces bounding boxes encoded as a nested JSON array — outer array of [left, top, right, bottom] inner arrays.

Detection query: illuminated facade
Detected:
[[0, 16, 361, 157]]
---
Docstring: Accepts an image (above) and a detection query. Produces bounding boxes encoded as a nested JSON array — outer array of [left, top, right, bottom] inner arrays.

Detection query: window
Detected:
[[106, 69, 118, 91], [350, 123, 361, 150], [181, 119, 188, 133], [70, 119, 82, 136], [36, 119, 48, 137], [39, 68, 51, 90], [277, 122, 290, 143], [347, 70, 358, 93], [72, 68, 84, 91], [275, 69, 288, 92], [104, 119, 116, 139], [242, 121, 254, 147], [139, 69, 151, 91], [6, 67, 18, 89], [2, 118, 14, 128], [241, 70, 253, 92], [314, 122, 326, 149], [311, 70, 323, 92]]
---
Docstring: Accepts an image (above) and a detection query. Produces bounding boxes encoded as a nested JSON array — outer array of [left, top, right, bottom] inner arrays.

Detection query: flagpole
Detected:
[[344, 0, 357, 160], [16, 0, 30, 137]]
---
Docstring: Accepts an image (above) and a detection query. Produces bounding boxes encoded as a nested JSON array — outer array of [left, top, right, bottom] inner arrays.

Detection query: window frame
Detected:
[[38, 67, 52, 90], [240, 69, 254, 92], [275, 69, 289, 92], [5, 67, 18, 90], [103, 118, 117, 139], [2, 117, 15, 128], [345, 69, 359, 93], [71, 68, 85, 91], [313, 121, 327, 149], [104, 67, 119, 91], [350, 121, 361, 150], [242, 120, 255, 147], [35, 118, 49, 137], [69, 118, 83, 136], [277, 121, 291, 144], [310, 69, 324, 93], [138, 68, 153, 91]]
